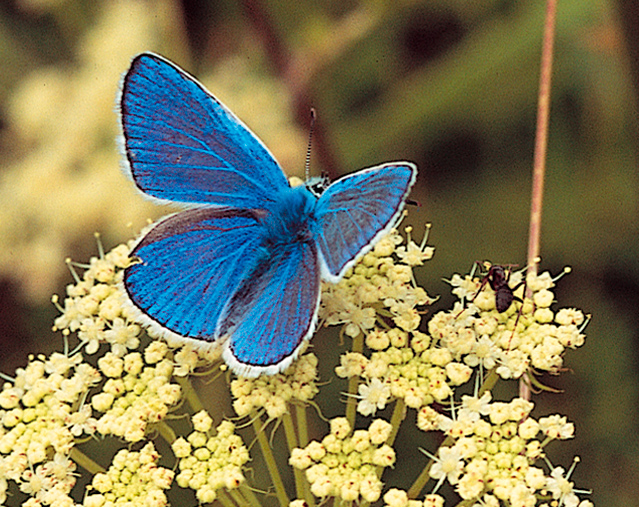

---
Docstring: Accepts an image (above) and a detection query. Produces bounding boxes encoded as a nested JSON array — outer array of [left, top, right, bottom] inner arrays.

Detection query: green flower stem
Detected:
[[387, 398, 406, 447], [252, 415, 289, 507], [70, 447, 105, 475], [293, 404, 315, 507], [408, 431, 458, 499], [453, 500, 477, 507], [282, 410, 299, 449], [407, 450, 438, 498], [239, 482, 264, 507], [478, 368, 500, 396], [346, 332, 364, 428], [295, 403, 309, 447], [283, 410, 309, 503], [155, 420, 177, 444], [345, 375, 359, 428], [175, 375, 205, 413], [229, 487, 256, 507], [218, 489, 239, 507]]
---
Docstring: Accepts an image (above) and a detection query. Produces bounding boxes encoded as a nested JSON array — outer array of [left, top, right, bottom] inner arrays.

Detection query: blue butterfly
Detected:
[[119, 53, 417, 377]]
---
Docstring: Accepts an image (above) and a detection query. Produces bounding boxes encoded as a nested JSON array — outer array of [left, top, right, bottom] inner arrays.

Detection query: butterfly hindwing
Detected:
[[120, 53, 289, 208], [218, 238, 321, 376], [314, 162, 417, 280], [123, 207, 266, 340]]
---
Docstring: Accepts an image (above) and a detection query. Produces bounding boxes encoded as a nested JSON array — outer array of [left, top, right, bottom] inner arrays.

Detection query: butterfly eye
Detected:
[[306, 174, 331, 197]]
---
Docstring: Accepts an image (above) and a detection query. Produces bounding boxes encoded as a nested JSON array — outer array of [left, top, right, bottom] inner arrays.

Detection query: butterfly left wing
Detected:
[[314, 162, 417, 281], [123, 207, 266, 341], [217, 239, 321, 377], [120, 53, 290, 209]]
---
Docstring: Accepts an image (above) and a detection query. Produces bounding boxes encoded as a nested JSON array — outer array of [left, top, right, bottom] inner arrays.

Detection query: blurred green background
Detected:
[[0, 0, 637, 505]]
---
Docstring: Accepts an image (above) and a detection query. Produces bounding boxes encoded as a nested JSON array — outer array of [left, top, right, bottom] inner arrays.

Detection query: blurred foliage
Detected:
[[0, 0, 637, 505]]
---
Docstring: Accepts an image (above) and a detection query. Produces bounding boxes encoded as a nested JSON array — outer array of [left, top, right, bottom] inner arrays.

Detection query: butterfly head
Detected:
[[305, 174, 331, 198]]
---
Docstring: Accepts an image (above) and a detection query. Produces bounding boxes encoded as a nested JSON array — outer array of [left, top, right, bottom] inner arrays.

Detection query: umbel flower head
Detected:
[[419, 391, 577, 503], [172, 412, 250, 503], [230, 353, 319, 419], [325, 248, 587, 419], [0, 352, 98, 505], [84, 442, 174, 507], [0, 222, 593, 506], [437, 265, 587, 379], [289, 417, 395, 503]]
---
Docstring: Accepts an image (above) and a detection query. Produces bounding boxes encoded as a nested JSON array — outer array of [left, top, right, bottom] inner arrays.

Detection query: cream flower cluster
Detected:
[[91, 344, 182, 442], [172, 411, 249, 503], [433, 268, 587, 379], [53, 240, 222, 375], [230, 353, 319, 419], [289, 417, 395, 503], [0, 352, 100, 505], [321, 225, 454, 415], [416, 392, 590, 506], [53, 243, 141, 357], [5, 225, 594, 506], [84, 442, 174, 507], [337, 329, 472, 414], [320, 226, 435, 338], [383, 489, 446, 507]]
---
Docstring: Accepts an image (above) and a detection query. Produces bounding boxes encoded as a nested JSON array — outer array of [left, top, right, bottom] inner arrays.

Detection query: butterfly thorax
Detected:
[[260, 185, 318, 249]]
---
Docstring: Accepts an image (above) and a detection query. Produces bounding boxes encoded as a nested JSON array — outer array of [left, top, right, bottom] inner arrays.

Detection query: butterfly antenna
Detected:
[[305, 108, 317, 181]]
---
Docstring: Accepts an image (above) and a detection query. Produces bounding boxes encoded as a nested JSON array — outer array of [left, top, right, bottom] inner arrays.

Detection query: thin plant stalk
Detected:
[[70, 447, 105, 475], [523, 0, 558, 401], [527, 0, 558, 275], [252, 415, 289, 507], [295, 403, 309, 447], [282, 411, 311, 503], [239, 483, 264, 507], [345, 332, 364, 428]]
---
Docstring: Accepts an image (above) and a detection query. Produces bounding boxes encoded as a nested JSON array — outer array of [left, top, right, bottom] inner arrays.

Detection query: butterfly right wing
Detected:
[[123, 207, 265, 341], [313, 162, 417, 281], [120, 53, 290, 208]]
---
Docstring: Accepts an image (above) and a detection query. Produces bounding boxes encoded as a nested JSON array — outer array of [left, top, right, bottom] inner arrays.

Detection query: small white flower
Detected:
[[546, 467, 579, 507], [459, 391, 492, 420], [464, 335, 500, 370], [429, 446, 464, 486], [539, 415, 575, 439], [357, 378, 391, 416]]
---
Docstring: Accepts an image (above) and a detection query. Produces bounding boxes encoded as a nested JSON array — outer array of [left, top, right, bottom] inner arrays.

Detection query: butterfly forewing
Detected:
[[124, 208, 265, 340], [120, 53, 289, 208], [314, 163, 417, 280]]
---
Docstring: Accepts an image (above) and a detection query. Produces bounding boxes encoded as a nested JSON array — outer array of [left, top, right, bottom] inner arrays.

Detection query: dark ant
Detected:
[[454, 263, 530, 344], [471, 263, 531, 346], [474, 263, 524, 313]]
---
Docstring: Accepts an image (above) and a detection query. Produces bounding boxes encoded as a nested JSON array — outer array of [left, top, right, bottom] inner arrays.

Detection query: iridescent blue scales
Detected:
[[119, 53, 417, 377]]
